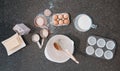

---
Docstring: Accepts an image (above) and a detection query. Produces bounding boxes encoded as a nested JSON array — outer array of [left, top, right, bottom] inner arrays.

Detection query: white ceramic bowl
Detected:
[[44, 35, 74, 63]]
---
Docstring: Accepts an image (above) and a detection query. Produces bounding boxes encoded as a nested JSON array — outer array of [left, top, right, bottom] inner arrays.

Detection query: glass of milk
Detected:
[[74, 14, 97, 32]]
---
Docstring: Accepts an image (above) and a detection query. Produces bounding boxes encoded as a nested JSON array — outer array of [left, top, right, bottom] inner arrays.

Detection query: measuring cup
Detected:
[[74, 14, 97, 32]]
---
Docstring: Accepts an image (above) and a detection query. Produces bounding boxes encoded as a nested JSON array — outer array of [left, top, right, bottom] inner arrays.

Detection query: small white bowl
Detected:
[[106, 41, 115, 50], [86, 46, 95, 55], [95, 48, 104, 57], [97, 38, 106, 48], [87, 36, 96, 46], [104, 50, 113, 60]]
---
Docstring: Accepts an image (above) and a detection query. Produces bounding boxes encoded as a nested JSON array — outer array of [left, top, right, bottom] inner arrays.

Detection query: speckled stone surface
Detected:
[[0, 0, 120, 71]]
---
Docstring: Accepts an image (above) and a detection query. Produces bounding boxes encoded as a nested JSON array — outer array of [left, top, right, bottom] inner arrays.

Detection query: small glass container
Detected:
[[97, 38, 106, 48], [87, 36, 96, 46], [86, 46, 95, 55], [95, 48, 104, 57], [104, 50, 113, 60], [106, 41, 115, 50]]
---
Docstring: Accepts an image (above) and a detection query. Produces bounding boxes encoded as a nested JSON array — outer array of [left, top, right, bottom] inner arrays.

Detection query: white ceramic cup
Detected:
[[74, 14, 97, 32]]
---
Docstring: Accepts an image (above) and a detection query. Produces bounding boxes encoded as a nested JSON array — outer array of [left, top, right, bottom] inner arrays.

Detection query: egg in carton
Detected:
[[86, 36, 116, 60], [52, 13, 70, 26]]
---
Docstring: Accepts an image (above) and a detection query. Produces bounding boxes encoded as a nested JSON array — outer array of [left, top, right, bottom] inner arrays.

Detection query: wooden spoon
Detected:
[[53, 42, 79, 64]]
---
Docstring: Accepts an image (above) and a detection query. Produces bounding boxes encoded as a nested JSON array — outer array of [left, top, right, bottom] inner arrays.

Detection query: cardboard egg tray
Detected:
[[52, 13, 70, 26], [86, 36, 116, 60]]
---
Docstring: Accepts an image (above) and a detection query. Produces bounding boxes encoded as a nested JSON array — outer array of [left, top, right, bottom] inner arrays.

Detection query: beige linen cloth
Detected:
[[1, 33, 26, 56]]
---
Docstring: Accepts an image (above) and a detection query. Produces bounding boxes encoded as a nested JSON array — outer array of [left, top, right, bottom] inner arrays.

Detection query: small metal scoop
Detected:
[[40, 29, 49, 47], [32, 34, 41, 49]]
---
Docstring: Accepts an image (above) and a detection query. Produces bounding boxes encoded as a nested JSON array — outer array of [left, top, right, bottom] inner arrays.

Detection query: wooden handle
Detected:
[[64, 49, 79, 64]]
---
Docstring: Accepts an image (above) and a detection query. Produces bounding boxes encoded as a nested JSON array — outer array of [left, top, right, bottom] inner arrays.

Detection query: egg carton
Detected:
[[86, 36, 116, 60], [52, 13, 70, 26]]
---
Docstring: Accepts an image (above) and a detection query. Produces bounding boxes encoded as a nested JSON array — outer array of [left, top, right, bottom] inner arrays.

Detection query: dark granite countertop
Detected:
[[0, 0, 120, 71]]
